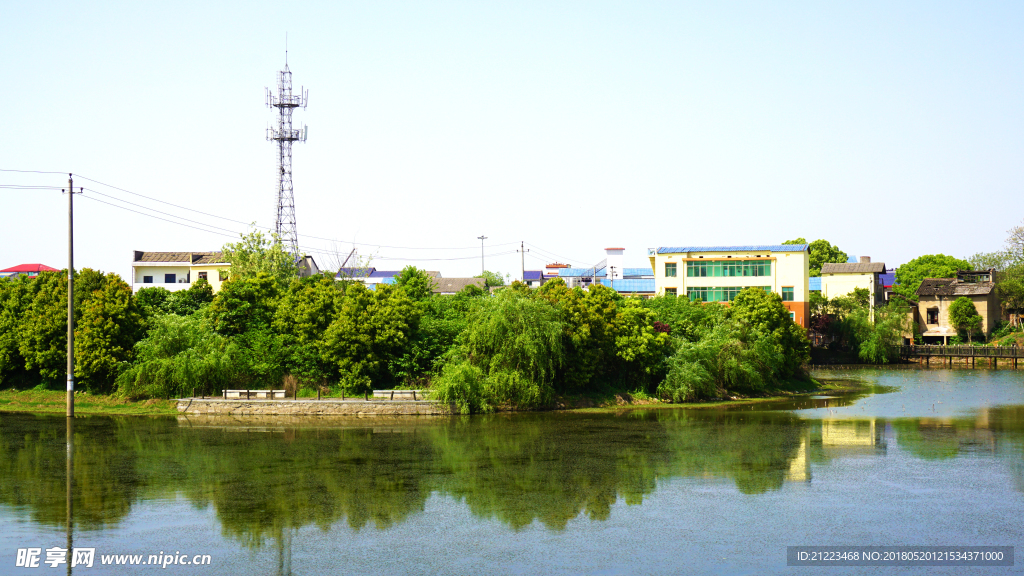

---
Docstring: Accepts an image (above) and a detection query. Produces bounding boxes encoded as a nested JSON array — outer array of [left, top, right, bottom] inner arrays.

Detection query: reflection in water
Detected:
[[0, 384, 1022, 552]]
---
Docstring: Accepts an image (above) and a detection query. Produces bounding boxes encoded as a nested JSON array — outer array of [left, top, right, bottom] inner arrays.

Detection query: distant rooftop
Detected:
[[133, 251, 225, 264], [654, 245, 808, 254], [0, 263, 59, 273], [821, 262, 886, 274]]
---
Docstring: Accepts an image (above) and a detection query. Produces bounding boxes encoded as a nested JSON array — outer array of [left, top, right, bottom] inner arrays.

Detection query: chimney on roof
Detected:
[[859, 256, 871, 264]]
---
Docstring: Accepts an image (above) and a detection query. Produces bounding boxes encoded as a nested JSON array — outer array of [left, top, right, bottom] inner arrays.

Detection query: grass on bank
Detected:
[[555, 374, 857, 412], [0, 387, 177, 415]]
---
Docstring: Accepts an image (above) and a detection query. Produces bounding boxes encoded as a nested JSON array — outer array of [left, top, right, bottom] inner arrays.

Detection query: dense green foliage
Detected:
[[811, 291, 914, 363], [0, 269, 146, 392], [654, 288, 809, 401], [948, 297, 982, 343], [782, 237, 848, 276], [969, 223, 1024, 324], [893, 254, 971, 299], [2, 259, 815, 407], [221, 228, 297, 285]]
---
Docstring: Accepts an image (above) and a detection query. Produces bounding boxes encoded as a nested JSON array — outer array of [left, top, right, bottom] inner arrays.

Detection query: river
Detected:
[[1, 368, 1022, 575]]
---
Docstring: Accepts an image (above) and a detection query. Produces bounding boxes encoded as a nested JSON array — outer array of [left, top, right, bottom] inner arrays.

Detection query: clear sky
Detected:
[[2, 1, 1022, 281]]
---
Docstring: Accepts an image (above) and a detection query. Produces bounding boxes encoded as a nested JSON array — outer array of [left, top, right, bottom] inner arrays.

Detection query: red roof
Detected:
[[0, 263, 60, 273]]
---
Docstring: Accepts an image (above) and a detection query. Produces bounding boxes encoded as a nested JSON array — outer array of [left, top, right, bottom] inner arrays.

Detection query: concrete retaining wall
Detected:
[[177, 398, 452, 416]]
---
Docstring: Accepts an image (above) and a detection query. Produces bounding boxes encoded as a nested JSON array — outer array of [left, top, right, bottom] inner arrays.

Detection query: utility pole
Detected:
[[64, 174, 80, 418], [610, 265, 616, 291], [477, 235, 488, 278], [518, 241, 529, 283]]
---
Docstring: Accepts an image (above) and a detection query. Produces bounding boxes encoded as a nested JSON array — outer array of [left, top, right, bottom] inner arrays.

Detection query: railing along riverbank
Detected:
[[897, 345, 1023, 368]]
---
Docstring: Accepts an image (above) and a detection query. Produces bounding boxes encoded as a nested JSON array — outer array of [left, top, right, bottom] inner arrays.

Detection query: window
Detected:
[[782, 287, 794, 301], [665, 263, 677, 277], [790, 312, 796, 321], [665, 288, 677, 297], [687, 286, 771, 303], [164, 274, 176, 284], [927, 308, 939, 324], [687, 260, 771, 278], [198, 271, 208, 281], [143, 276, 153, 284]]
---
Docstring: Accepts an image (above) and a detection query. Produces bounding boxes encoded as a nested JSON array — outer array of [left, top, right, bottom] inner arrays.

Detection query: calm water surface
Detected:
[[1, 369, 1023, 575]]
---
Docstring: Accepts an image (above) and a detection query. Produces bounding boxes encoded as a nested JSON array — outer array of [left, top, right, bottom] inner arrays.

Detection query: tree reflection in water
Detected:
[[0, 405, 1021, 549]]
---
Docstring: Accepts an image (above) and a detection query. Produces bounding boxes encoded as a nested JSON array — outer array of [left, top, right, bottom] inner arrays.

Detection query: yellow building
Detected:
[[648, 244, 810, 328], [819, 258, 886, 307], [131, 251, 230, 293]]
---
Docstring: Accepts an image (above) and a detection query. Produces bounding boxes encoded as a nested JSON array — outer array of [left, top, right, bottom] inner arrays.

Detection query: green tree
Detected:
[[845, 299, 915, 362], [273, 274, 343, 385], [115, 314, 243, 399], [433, 290, 563, 412], [782, 238, 849, 276], [475, 270, 507, 288], [321, 283, 420, 392], [948, 297, 982, 343], [134, 287, 172, 316], [74, 274, 145, 392], [18, 269, 111, 385], [0, 276, 34, 386], [389, 292, 476, 385], [164, 277, 214, 315], [729, 287, 810, 378], [222, 227, 297, 285], [207, 273, 281, 336], [893, 254, 972, 299], [394, 266, 435, 301]]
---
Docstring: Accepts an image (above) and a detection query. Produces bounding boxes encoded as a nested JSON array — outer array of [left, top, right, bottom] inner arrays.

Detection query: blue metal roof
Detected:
[[846, 255, 859, 263], [598, 279, 655, 293], [524, 270, 543, 281], [656, 245, 807, 254], [368, 270, 403, 279], [623, 267, 653, 278], [337, 267, 374, 278], [559, 267, 606, 277], [809, 277, 821, 291], [880, 273, 896, 287]]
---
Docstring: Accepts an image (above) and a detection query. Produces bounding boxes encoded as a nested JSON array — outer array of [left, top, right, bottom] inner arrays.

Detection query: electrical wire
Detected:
[[3, 170, 561, 262], [0, 169, 69, 175], [79, 195, 240, 239]]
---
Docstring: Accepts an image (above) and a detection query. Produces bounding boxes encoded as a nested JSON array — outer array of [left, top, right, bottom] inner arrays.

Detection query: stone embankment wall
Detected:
[[177, 398, 452, 416]]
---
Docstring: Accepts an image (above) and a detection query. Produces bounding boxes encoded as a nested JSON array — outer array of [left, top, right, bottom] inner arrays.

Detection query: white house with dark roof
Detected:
[[820, 257, 887, 307], [131, 251, 230, 293]]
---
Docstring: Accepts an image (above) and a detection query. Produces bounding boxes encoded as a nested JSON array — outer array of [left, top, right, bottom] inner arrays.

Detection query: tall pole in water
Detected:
[[66, 174, 75, 418]]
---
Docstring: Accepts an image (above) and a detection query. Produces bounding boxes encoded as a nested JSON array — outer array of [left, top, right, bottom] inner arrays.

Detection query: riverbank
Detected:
[[0, 388, 177, 415], [1, 375, 857, 417]]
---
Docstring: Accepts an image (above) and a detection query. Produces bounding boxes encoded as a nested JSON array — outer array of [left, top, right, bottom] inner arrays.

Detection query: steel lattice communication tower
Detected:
[[266, 53, 308, 258]]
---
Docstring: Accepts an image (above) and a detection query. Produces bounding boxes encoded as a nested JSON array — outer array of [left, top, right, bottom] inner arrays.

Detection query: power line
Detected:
[[78, 195, 240, 239], [0, 168, 68, 175]]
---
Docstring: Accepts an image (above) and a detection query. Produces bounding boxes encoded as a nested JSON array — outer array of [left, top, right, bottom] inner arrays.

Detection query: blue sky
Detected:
[[2, 1, 1022, 280]]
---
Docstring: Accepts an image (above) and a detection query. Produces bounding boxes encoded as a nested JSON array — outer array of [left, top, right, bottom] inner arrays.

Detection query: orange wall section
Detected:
[[783, 301, 810, 329]]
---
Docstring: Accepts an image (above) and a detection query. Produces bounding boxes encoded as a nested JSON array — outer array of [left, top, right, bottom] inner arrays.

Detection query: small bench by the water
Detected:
[[225, 390, 287, 399], [372, 390, 426, 401]]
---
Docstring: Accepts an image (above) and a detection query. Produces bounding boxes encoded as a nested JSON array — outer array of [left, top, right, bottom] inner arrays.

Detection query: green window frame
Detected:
[[686, 260, 771, 278], [687, 286, 771, 303], [665, 263, 677, 277], [782, 287, 794, 301]]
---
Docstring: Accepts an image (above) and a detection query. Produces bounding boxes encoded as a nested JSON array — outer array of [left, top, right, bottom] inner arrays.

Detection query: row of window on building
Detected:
[[140, 270, 227, 284], [662, 285, 794, 302], [665, 260, 773, 278]]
